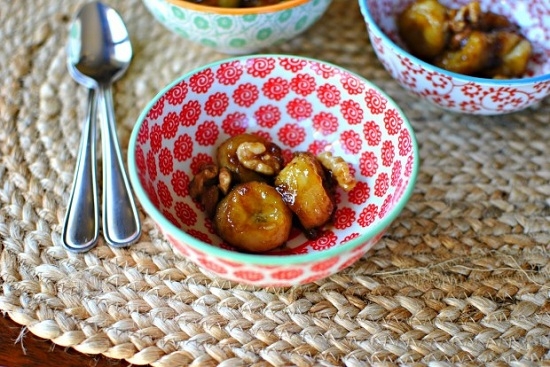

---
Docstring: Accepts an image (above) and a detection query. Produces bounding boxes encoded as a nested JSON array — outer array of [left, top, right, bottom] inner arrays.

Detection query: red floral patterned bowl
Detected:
[[359, 0, 550, 115], [127, 55, 419, 287]]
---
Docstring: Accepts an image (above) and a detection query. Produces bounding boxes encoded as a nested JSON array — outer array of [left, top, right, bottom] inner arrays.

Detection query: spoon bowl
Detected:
[[63, 1, 141, 252], [67, 3, 133, 85]]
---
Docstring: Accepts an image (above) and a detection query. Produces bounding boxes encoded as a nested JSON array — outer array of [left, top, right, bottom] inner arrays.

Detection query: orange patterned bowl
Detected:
[[128, 54, 419, 287]]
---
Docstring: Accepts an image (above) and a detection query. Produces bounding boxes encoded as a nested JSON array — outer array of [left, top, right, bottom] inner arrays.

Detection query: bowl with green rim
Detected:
[[127, 54, 419, 287], [141, 0, 333, 54]]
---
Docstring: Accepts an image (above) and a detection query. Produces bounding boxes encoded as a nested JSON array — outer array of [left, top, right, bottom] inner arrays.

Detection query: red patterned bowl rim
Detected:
[[127, 54, 420, 266], [358, 0, 550, 85]]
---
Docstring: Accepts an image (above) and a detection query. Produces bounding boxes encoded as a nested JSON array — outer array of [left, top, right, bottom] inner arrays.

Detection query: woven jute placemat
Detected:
[[1, 0, 550, 365]]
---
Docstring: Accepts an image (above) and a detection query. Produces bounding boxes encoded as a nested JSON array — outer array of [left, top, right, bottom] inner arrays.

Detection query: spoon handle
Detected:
[[62, 88, 100, 252], [98, 84, 141, 247]]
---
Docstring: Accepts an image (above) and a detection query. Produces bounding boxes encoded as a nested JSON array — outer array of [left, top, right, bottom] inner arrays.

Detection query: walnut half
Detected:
[[236, 141, 283, 176], [317, 152, 357, 192]]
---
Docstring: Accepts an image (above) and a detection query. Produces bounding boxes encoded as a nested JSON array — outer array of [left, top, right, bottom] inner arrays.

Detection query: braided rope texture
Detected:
[[1, 0, 550, 365]]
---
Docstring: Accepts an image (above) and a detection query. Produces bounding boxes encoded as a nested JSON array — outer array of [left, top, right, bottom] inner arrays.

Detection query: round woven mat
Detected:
[[1, 0, 550, 365]]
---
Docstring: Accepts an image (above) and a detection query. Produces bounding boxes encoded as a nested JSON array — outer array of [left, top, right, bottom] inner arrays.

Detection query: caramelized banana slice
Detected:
[[434, 30, 491, 75], [275, 152, 335, 233], [487, 32, 532, 78], [397, 0, 449, 60], [217, 133, 283, 184], [214, 181, 293, 253]]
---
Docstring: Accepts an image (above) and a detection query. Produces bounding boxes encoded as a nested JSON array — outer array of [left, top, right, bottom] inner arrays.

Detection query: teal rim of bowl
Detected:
[[128, 54, 420, 266], [358, 0, 550, 85]]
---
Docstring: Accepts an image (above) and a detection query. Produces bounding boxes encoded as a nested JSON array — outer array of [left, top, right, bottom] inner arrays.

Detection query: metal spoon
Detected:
[[63, 1, 141, 252]]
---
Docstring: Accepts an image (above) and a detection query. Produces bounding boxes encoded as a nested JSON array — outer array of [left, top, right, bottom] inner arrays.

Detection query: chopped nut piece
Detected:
[[218, 167, 233, 195], [189, 163, 219, 200], [189, 163, 221, 218], [317, 152, 357, 192], [201, 185, 220, 218], [236, 141, 282, 175], [450, 1, 481, 29]]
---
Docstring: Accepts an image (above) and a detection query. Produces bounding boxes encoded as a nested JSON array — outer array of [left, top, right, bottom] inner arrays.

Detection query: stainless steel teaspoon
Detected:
[[63, 1, 141, 252]]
